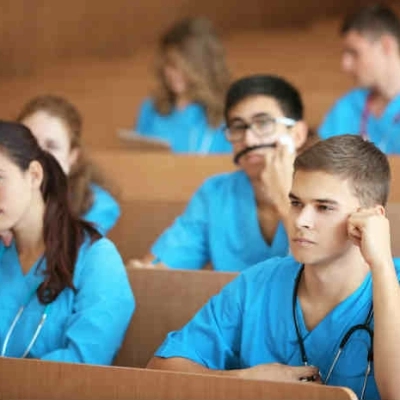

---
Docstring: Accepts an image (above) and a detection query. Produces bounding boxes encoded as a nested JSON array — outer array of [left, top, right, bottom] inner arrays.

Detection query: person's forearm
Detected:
[[372, 260, 400, 400], [146, 356, 240, 377]]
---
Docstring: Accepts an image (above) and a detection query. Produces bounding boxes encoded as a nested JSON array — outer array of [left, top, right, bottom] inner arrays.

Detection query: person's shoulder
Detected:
[[74, 236, 124, 281], [78, 236, 121, 262], [241, 255, 300, 282], [199, 170, 246, 194], [393, 258, 400, 280], [140, 97, 156, 112], [333, 88, 369, 108], [90, 184, 117, 204]]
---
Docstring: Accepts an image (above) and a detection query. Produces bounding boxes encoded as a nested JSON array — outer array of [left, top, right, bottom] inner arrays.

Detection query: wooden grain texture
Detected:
[[0, 356, 358, 400]]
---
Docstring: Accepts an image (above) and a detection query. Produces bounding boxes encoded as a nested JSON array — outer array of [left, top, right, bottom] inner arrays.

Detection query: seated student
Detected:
[[0, 121, 134, 364], [132, 75, 309, 272], [147, 135, 400, 400], [319, 4, 400, 154], [17, 95, 120, 235], [134, 17, 232, 154]]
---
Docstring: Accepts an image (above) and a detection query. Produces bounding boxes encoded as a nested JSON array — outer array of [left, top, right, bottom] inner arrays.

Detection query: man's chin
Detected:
[[241, 163, 264, 180]]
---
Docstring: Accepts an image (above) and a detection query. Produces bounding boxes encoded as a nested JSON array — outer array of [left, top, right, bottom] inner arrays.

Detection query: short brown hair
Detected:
[[294, 135, 391, 206], [341, 3, 400, 47]]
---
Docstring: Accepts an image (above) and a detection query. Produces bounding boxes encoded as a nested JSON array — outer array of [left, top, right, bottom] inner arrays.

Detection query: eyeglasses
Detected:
[[224, 115, 297, 143]]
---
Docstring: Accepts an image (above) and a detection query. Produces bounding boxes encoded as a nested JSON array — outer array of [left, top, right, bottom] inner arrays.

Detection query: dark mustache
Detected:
[[233, 143, 277, 165]]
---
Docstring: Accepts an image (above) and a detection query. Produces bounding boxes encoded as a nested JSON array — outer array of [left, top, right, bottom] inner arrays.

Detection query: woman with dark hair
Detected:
[[17, 95, 120, 235], [135, 17, 232, 154], [0, 121, 134, 363]]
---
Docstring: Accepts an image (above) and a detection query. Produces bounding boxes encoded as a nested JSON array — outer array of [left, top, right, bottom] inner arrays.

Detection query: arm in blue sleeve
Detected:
[[40, 238, 135, 365], [151, 181, 211, 269], [83, 184, 121, 235], [155, 274, 244, 369], [135, 98, 154, 134]]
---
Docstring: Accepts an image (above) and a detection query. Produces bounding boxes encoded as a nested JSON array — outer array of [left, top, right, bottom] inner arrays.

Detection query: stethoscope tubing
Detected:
[[292, 265, 373, 400]]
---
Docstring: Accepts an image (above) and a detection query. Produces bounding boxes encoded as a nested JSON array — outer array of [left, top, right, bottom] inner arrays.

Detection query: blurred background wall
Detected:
[[0, 0, 368, 76]]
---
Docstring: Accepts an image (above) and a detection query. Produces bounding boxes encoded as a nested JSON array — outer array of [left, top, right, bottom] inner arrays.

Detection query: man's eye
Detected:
[[254, 119, 273, 130], [317, 205, 334, 212], [230, 125, 247, 132], [290, 201, 302, 208]]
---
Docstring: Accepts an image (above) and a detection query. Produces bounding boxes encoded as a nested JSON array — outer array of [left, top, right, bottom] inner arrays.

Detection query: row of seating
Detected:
[[91, 150, 400, 260]]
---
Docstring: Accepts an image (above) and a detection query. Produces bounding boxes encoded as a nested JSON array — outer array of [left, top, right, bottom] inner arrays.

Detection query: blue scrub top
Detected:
[[151, 170, 289, 272], [156, 256, 400, 400], [319, 88, 400, 154], [135, 98, 232, 154], [0, 237, 135, 365], [83, 184, 120, 235]]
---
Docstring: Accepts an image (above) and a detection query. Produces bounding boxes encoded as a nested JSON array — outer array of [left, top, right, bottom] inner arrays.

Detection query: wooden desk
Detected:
[[0, 357, 357, 400]]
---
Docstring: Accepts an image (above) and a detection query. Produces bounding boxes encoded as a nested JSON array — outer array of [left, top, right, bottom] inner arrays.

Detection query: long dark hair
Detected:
[[0, 121, 101, 304]]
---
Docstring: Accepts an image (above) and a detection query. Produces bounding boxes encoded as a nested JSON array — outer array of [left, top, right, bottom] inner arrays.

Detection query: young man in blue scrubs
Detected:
[[319, 4, 400, 154], [135, 75, 309, 272], [148, 135, 400, 400]]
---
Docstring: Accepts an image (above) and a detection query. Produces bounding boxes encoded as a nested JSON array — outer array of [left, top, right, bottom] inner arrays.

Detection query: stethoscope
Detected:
[[1, 288, 51, 358], [292, 265, 374, 400]]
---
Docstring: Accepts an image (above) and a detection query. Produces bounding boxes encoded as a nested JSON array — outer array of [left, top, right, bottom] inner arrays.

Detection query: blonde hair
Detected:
[[154, 17, 231, 127], [16, 95, 116, 216]]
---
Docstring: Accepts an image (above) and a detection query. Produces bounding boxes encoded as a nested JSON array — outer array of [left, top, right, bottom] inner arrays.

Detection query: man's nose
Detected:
[[295, 206, 315, 229], [243, 127, 261, 147]]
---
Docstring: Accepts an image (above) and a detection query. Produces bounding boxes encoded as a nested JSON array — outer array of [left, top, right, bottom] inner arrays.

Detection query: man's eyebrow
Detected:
[[288, 193, 339, 205], [315, 199, 339, 205], [228, 113, 271, 124]]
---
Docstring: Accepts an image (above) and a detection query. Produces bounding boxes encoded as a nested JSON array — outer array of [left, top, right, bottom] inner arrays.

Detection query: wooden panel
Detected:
[[114, 268, 237, 367], [387, 203, 400, 257], [0, 357, 358, 400], [91, 151, 234, 202], [108, 199, 185, 261], [389, 157, 400, 203], [0, 0, 369, 76]]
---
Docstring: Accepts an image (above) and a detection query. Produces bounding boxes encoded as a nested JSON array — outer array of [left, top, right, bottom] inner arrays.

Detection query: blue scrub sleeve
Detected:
[[40, 238, 135, 365], [318, 102, 344, 140], [151, 183, 211, 270], [83, 185, 121, 235], [155, 274, 244, 369], [135, 98, 154, 134]]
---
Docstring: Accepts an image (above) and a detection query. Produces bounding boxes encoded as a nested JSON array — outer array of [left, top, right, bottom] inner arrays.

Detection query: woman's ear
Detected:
[[28, 160, 44, 189], [68, 147, 80, 172], [292, 120, 308, 150]]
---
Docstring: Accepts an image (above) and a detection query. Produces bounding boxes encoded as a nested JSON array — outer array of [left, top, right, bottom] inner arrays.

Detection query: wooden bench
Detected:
[[113, 268, 237, 368], [91, 151, 400, 259]]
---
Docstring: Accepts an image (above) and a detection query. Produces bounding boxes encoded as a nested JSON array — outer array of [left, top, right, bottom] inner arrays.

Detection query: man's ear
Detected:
[[28, 160, 44, 189], [375, 204, 386, 217], [380, 34, 398, 56], [292, 120, 308, 150]]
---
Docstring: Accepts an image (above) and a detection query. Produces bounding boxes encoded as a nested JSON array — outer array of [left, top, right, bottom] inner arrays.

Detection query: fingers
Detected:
[[293, 365, 319, 380], [127, 259, 156, 269]]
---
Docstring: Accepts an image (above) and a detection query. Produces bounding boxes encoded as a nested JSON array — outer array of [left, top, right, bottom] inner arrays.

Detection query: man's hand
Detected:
[[257, 141, 295, 214], [237, 362, 321, 383], [347, 207, 393, 269]]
